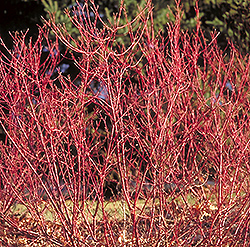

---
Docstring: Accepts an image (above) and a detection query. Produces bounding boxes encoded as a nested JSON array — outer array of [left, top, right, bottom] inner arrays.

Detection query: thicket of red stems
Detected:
[[0, 1, 250, 246]]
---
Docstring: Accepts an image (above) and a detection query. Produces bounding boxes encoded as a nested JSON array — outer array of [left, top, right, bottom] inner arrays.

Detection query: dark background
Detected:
[[0, 0, 249, 54], [0, 0, 45, 47]]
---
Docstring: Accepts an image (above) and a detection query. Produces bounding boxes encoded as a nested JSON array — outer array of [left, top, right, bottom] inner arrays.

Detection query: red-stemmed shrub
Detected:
[[0, 1, 250, 246]]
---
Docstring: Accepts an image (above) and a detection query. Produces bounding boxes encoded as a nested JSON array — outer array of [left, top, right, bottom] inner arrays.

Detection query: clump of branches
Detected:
[[0, 1, 250, 246]]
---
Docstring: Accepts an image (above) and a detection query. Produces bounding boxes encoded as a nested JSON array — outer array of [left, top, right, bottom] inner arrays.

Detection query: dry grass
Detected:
[[2, 183, 248, 246]]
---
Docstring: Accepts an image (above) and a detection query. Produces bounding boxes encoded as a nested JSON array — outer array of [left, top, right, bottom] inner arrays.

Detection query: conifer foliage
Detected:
[[0, 1, 249, 246]]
